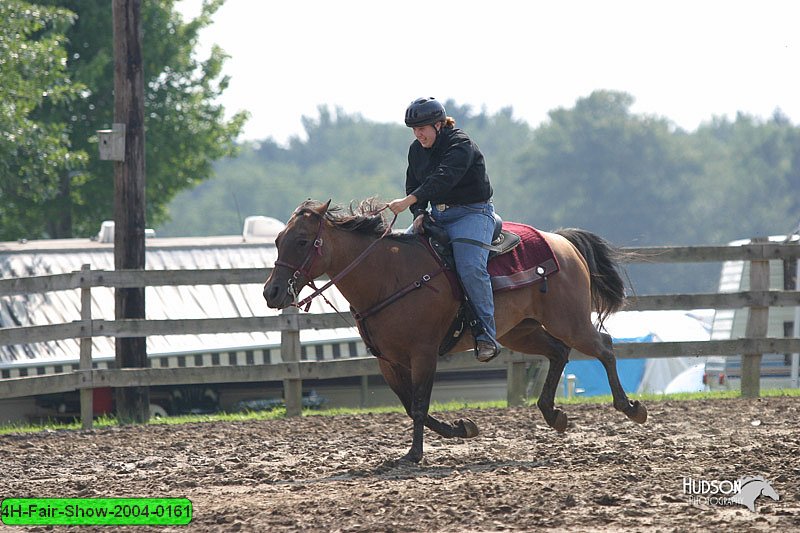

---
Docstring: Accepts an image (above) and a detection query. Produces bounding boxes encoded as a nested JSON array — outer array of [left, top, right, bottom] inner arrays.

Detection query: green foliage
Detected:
[[0, 1, 87, 240], [692, 111, 800, 242], [17, 0, 247, 238], [512, 91, 704, 244]]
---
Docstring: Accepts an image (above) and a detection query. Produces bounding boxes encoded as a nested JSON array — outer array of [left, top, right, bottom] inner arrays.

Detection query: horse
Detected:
[[263, 198, 647, 463]]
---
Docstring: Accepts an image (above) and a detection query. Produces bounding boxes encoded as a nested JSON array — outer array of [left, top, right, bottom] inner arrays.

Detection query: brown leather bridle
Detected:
[[273, 211, 328, 308], [273, 206, 398, 311]]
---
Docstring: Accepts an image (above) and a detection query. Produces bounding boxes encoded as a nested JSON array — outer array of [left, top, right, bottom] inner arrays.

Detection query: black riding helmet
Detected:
[[405, 97, 446, 127]]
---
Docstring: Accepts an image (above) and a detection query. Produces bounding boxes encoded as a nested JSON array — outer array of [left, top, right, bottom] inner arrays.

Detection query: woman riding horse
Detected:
[[388, 97, 500, 363], [264, 199, 647, 463]]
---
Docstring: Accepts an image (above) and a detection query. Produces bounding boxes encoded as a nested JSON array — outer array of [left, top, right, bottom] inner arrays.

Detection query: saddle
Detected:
[[420, 213, 521, 355], [422, 212, 521, 270]]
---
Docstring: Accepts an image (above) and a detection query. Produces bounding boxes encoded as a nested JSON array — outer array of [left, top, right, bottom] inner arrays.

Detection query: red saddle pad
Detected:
[[488, 222, 560, 292]]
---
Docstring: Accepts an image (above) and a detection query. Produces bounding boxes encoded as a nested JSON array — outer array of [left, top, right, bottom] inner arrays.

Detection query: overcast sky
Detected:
[[176, 0, 799, 144]]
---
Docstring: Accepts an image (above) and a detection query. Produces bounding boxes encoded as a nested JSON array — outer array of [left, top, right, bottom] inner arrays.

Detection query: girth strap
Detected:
[[353, 265, 445, 321]]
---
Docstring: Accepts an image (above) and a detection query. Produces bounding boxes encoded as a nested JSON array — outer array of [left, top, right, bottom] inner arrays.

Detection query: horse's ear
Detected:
[[316, 199, 332, 216]]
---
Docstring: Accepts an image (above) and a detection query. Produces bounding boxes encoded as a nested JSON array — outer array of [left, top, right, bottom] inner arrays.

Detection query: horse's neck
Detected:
[[326, 233, 420, 310]]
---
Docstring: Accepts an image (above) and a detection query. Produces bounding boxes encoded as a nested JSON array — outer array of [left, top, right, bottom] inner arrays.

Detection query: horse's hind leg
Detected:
[[537, 340, 571, 432], [570, 330, 648, 424], [597, 332, 647, 423], [500, 322, 570, 432]]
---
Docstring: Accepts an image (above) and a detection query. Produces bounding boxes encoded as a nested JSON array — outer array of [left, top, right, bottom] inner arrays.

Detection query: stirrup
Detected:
[[475, 338, 500, 363]]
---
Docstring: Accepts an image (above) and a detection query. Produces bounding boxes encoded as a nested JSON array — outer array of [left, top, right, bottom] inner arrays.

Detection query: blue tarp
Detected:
[[563, 334, 656, 396]]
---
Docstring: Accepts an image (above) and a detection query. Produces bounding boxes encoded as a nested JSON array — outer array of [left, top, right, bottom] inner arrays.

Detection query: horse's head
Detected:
[[263, 199, 332, 309]]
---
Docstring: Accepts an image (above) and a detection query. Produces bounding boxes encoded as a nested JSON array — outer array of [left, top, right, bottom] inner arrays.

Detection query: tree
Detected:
[[157, 103, 537, 237], [32, 0, 247, 238], [155, 93, 800, 295], [693, 111, 800, 242], [0, 1, 87, 241], [511, 91, 716, 293], [511, 91, 706, 242]]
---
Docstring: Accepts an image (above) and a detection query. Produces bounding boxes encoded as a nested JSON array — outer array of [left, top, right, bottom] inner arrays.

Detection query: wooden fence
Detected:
[[1, 241, 799, 429]]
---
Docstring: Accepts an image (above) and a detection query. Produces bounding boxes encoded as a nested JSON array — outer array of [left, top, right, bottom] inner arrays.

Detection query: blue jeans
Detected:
[[432, 202, 497, 343]]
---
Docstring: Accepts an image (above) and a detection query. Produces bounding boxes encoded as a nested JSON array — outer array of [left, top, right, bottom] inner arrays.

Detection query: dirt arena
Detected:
[[2, 396, 798, 532]]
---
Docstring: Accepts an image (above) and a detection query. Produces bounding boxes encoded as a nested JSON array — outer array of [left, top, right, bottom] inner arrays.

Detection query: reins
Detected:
[[280, 206, 397, 313]]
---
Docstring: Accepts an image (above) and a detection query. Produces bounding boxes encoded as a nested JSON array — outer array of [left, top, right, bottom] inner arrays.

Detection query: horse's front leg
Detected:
[[378, 358, 477, 457], [401, 356, 437, 463]]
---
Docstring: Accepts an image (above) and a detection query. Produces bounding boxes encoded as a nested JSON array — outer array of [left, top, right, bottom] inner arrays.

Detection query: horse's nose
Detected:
[[263, 283, 279, 305]]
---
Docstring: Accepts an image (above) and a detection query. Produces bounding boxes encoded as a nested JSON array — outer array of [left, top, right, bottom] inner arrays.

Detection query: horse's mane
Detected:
[[297, 198, 396, 238]]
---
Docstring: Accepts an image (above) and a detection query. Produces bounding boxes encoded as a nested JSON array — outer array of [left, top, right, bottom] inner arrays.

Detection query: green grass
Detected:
[[2, 389, 798, 436], [556, 387, 800, 405]]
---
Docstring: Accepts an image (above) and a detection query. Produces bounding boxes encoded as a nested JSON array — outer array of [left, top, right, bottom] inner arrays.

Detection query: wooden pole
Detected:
[[281, 307, 303, 417], [112, 0, 148, 423], [359, 375, 369, 408], [79, 265, 94, 429], [787, 241, 799, 388], [741, 237, 769, 398], [506, 352, 527, 407]]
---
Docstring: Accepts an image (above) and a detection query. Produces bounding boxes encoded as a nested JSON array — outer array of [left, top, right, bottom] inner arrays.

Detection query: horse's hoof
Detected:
[[551, 409, 568, 432], [458, 418, 479, 438], [400, 451, 422, 464], [626, 400, 648, 424]]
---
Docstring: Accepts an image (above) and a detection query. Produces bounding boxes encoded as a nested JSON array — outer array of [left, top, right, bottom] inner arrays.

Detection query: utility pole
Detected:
[[112, 0, 148, 423]]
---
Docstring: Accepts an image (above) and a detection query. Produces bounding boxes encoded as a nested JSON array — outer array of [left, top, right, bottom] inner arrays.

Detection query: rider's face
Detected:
[[412, 123, 439, 148]]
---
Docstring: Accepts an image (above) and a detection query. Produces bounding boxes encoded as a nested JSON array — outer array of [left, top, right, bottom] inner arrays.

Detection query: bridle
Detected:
[[273, 212, 328, 308], [274, 206, 397, 312]]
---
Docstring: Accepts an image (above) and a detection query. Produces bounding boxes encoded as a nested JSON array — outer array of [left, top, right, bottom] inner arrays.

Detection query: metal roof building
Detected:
[[0, 218, 364, 379]]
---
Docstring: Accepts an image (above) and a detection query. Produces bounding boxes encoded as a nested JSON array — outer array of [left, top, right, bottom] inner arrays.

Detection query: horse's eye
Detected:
[[297, 239, 309, 248]]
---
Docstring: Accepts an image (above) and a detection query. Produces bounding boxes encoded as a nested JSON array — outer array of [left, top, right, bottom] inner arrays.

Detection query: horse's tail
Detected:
[[555, 228, 628, 328]]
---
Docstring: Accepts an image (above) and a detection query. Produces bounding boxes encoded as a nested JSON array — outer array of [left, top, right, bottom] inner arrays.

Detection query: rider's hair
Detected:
[[444, 117, 456, 128]]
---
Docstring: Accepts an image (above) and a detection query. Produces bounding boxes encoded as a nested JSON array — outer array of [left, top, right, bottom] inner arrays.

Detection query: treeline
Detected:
[[4, 2, 797, 294], [158, 91, 800, 294]]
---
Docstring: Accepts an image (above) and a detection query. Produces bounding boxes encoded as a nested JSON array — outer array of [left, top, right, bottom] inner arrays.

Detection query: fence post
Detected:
[[79, 264, 94, 429], [506, 351, 527, 407], [359, 375, 369, 408], [741, 238, 769, 398], [786, 240, 799, 388], [281, 307, 303, 416], [527, 359, 548, 399]]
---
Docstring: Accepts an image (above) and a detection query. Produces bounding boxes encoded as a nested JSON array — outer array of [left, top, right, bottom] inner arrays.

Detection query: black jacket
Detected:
[[405, 126, 493, 217]]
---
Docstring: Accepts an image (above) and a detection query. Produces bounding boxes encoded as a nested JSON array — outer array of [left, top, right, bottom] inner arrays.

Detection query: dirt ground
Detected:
[[2, 396, 799, 532]]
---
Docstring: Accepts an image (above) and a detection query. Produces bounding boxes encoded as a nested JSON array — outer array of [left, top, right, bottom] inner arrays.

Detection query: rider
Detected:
[[388, 97, 500, 362]]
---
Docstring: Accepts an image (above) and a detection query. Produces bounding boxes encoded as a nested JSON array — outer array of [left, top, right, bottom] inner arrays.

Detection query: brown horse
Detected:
[[264, 199, 647, 463]]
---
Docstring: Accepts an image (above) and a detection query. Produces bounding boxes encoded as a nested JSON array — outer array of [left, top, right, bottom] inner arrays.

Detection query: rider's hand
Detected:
[[387, 194, 418, 215], [387, 198, 406, 215]]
